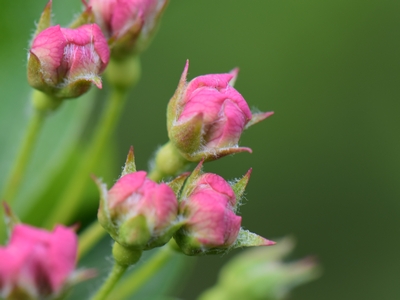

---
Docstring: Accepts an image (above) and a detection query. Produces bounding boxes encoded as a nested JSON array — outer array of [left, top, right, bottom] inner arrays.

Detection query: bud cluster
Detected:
[[98, 149, 274, 257]]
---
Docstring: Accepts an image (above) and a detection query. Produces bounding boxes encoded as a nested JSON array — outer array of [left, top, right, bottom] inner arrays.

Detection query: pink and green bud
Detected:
[[87, 0, 168, 58], [199, 237, 321, 300], [174, 162, 274, 256], [27, 23, 110, 99], [167, 61, 274, 162], [97, 171, 180, 250], [0, 224, 86, 300]]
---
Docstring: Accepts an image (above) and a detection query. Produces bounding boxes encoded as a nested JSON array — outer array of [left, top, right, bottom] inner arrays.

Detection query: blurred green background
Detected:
[[0, 0, 399, 299]]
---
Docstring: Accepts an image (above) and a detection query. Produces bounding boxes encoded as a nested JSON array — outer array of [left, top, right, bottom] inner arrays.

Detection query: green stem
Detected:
[[2, 109, 45, 202], [110, 244, 174, 300], [44, 87, 129, 228], [78, 222, 105, 259], [91, 263, 127, 300]]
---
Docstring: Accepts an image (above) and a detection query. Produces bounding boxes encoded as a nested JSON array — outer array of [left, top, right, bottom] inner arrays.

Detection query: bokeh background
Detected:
[[0, 1, 399, 299]]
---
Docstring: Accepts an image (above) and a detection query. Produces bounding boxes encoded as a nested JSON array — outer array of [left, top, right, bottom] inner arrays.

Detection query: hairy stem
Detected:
[[91, 263, 127, 300], [110, 244, 174, 300]]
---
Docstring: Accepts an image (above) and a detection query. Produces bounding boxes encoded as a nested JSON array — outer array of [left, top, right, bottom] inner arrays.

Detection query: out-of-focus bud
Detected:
[[0, 223, 90, 300], [87, 0, 168, 58], [167, 61, 274, 162], [27, 23, 110, 99], [199, 237, 321, 300], [96, 171, 180, 250], [173, 161, 274, 256]]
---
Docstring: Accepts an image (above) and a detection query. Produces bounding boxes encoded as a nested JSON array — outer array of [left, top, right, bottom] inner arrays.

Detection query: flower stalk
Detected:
[[2, 91, 59, 203]]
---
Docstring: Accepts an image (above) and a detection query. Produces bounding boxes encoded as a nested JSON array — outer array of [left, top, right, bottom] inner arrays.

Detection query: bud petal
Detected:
[[167, 61, 273, 162]]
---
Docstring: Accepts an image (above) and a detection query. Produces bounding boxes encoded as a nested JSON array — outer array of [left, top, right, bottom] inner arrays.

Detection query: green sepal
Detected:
[[93, 176, 115, 236], [69, 5, 95, 29], [169, 113, 204, 160], [119, 215, 151, 249], [180, 160, 204, 199], [245, 111, 274, 129], [167, 60, 188, 132], [173, 231, 231, 256], [233, 228, 275, 249], [188, 147, 253, 161], [144, 219, 185, 250], [166, 172, 190, 201], [121, 146, 136, 177], [231, 168, 252, 212], [55, 77, 98, 99], [27, 52, 47, 91], [34, 0, 52, 38], [2, 202, 20, 236]]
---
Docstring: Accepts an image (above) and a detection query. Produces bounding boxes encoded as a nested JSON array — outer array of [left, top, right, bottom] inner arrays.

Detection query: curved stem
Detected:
[[110, 244, 174, 300], [44, 87, 129, 228], [78, 222, 105, 259], [91, 263, 127, 300], [2, 108, 47, 203]]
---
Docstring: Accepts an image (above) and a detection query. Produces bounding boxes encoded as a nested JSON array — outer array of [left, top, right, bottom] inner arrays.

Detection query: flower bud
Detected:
[[0, 224, 84, 300], [173, 161, 274, 256], [97, 171, 180, 250], [27, 24, 110, 99], [199, 237, 321, 300], [88, 0, 168, 58], [167, 61, 274, 162]]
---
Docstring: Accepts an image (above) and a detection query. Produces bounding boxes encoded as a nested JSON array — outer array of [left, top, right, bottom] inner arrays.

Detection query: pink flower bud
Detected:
[[28, 24, 110, 99], [167, 61, 274, 162], [174, 162, 274, 256], [0, 224, 78, 299], [97, 171, 180, 250], [176, 173, 241, 255], [88, 0, 168, 57]]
